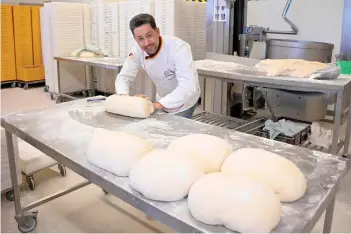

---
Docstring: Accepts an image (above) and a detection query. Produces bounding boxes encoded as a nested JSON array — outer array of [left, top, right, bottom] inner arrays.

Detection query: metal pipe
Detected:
[[266, 0, 298, 35], [22, 181, 91, 212]]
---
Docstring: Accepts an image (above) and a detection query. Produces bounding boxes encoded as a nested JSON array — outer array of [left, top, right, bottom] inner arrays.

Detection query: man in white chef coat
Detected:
[[115, 13, 201, 118]]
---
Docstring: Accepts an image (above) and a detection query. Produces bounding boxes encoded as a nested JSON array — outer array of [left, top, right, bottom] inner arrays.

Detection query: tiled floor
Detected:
[[1, 87, 351, 233]]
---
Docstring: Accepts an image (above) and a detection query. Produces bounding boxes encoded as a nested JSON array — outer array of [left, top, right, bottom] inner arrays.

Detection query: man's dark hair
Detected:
[[129, 13, 157, 35]]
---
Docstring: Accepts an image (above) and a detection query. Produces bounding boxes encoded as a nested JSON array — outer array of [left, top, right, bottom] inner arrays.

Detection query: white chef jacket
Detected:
[[115, 35, 201, 114]]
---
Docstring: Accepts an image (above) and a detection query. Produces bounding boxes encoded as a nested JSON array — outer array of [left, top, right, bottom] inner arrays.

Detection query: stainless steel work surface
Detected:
[[54, 56, 125, 70], [1, 98, 349, 233], [195, 59, 351, 93]]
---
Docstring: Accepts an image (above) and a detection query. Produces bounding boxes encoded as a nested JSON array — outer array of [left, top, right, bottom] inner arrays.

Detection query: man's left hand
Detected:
[[153, 102, 164, 110]]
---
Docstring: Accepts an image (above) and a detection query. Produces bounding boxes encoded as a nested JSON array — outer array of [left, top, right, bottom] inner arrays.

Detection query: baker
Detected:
[[115, 13, 201, 119]]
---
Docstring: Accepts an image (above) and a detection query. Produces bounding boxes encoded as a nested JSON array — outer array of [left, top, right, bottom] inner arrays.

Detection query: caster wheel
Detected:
[[24, 84, 28, 90], [102, 189, 108, 194], [18, 216, 37, 233], [11, 82, 16, 88], [50, 93, 54, 100], [82, 91, 88, 97], [44, 85, 49, 92], [17, 83, 22, 88], [6, 190, 14, 201], [27, 177, 35, 191], [58, 164, 66, 176]]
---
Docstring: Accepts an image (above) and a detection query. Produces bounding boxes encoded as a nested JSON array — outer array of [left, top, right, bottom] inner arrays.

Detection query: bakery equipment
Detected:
[[265, 39, 334, 63]]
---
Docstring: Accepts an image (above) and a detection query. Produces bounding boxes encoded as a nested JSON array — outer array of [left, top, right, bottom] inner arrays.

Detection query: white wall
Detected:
[[247, 0, 345, 61]]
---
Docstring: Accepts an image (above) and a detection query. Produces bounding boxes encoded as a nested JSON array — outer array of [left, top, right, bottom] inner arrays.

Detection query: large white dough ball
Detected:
[[188, 173, 282, 233], [105, 95, 154, 118], [167, 134, 233, 173], [86, 128, 153, 176], [129, 149, 204, 201], [221, 148, 307, 202]]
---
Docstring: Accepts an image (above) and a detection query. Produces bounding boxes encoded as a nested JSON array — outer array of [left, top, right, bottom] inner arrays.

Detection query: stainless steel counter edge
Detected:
[[196, 68, 351, 93], [54, 56, 124, 70]]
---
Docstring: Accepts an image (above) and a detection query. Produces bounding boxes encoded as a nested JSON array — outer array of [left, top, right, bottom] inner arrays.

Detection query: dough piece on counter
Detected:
[[255, 59, 329, 78], [86, 128, 153, 177], [105, 95, 154, 118], [129, 149, 204, 201], [221, 148, 307, 202], [188, 172, 282, 233], [167, 134, 232, 173]]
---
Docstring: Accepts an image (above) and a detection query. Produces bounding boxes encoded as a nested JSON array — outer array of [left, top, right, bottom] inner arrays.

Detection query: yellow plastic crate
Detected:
[[1, 4, 17, 82], [16, 66, 45, 82], [13, 5, 34, 68], [31, 6, 43, 66]]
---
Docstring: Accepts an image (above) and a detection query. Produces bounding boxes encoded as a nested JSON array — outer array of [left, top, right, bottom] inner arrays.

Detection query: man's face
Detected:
[[133, 24, 160, 55]]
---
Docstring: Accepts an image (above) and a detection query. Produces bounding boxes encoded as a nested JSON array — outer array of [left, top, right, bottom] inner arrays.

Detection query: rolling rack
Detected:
[[49, 56, 125, 104]]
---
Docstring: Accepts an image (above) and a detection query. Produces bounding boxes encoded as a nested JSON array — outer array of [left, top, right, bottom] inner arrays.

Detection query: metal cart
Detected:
[[51, 56, 125, 103], [1, 98, 349, 233]]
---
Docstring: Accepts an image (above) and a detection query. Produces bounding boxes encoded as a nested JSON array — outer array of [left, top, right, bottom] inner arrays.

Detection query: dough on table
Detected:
[[255, 59, 329, 78], [105, 94, 154, 118], [221, 148, 307, 202], [188, 172, 282, 233], [167, 134, 233, 173], [86, 128, 153, 177], [129, 149, 204, 201]]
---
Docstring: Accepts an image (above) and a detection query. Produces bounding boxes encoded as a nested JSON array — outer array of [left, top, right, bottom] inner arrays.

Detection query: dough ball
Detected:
[[255, 59, 328, 78], [79, 51, 96, 58], [221, 148, 307, 202], [167, 134, 232, 173], [188, 172, 282, 233], [105, 95, 154, 118], [129, 149, 204, 201], [86, 128, 153, 177]]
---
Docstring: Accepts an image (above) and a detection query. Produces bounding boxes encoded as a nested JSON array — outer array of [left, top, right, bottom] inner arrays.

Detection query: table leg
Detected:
[[5, 130, 22, 215], [323, 197, 336, 233], [200, 76, 206, 112], [343, 93, 351, 157], [331, 91, 344, 154], [57, 60, 61, 94]]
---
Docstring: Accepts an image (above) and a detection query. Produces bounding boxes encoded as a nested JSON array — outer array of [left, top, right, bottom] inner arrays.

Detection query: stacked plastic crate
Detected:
[[91, 0, 118, 94], [32, 6, 43, 67], [155, 0, 206, 60], [41, 2, 87, 94], [1, 4, 17, 84], [193, 1, 206, 60], [11, 5, 46, 87], [40, 5, 54, 92]]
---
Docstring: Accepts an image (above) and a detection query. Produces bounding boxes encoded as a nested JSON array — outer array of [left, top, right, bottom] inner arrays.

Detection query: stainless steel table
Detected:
[[1, 98, 349, 233], [52, 56, 125, 103], [195, 56, 351, 156]]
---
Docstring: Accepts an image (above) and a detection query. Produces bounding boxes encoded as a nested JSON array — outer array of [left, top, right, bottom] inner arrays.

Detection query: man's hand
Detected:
[[153, 102, 164, 110]]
